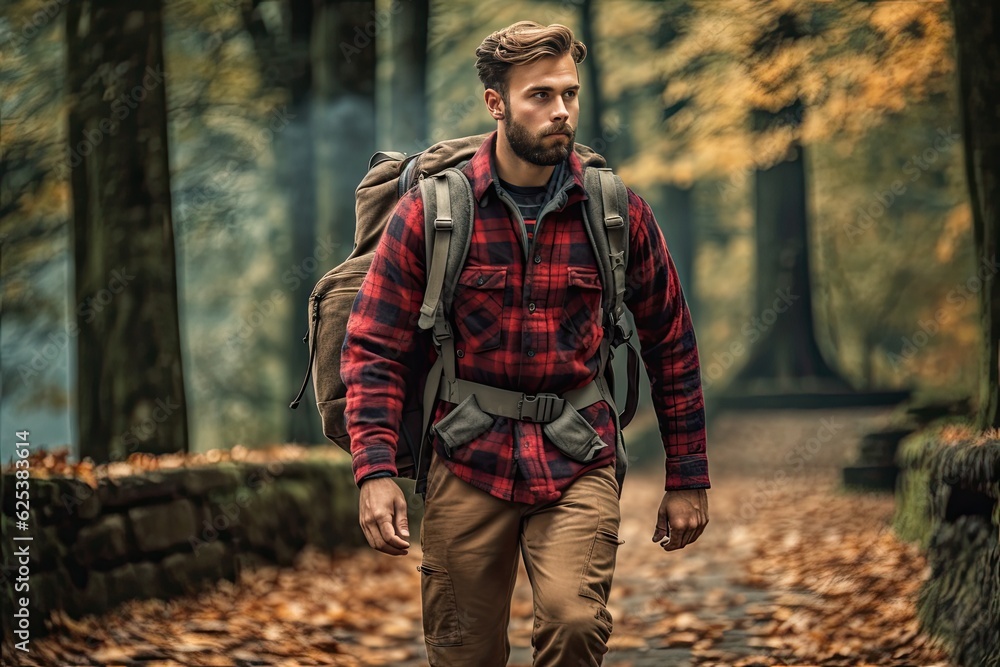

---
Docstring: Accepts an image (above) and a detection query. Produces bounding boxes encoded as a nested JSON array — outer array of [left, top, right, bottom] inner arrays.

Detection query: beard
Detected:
[[503, 111, 576, 166]]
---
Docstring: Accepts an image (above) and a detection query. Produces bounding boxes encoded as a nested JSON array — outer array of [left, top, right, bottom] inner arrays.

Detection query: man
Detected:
[[341, 20, 710, 667]]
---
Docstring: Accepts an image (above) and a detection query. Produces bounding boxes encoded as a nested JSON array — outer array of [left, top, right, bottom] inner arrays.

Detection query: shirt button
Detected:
[[456, 349, 465, 358], [476, 276, 485, 286], [527, 349, 535, 357], [533, 254, 542, 264], [528, 303, 536, 313]]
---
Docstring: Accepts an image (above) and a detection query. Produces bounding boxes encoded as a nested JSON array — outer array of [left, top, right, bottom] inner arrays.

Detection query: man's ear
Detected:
[[484, 89, 505, 121]]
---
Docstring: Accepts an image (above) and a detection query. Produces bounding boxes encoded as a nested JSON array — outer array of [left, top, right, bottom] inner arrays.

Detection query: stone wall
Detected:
[[894, 426, 1000, 666], [0, 454, 397, 641]]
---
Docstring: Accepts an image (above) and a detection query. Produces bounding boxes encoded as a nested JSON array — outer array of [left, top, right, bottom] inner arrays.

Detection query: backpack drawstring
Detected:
[[289, 293, 322, 409]]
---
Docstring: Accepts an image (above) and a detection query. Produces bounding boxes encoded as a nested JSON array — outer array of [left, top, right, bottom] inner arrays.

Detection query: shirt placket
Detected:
[[498, 184, 577, 500]]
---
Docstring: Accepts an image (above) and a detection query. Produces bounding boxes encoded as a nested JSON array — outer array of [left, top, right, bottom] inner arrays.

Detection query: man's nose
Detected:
[[551, 97, 569, 122]]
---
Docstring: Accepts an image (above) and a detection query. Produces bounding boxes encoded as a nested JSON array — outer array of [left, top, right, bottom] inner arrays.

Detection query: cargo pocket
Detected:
[[578, 526, 623, 605], [419, 562, 463, 646], [543, 403, 608, 463], [431, 394, 495, 458], [560, 266, 603, 356], [454, 266, 507, 353]]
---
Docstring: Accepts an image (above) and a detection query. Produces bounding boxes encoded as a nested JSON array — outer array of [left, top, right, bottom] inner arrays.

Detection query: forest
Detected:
[[1, 1, 998, 666]]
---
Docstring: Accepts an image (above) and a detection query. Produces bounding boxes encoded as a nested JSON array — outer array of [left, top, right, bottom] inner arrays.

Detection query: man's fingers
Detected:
[[689, 519, 708, 545], [379, 519, 410, 550], [360, 512, 408, 555], [663, 518, 694, 550], [661, 518, 709, 551], [663, 523, 691, 551], [393, 495, 411, 539], [365, 518, 407, 555]]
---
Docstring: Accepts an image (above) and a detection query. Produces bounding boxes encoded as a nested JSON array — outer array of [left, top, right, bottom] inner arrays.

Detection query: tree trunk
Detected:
[[652, 8, 697, 319], [579, 0, 603, 144], [661, 184, 696, 316], [279, 0, 323, 444], [312, 0, 378, 263], [950, 0, 1000, 429], [66, 1, 188, 461], [733, 124, 850, 392], [386, 0, 429, 150]]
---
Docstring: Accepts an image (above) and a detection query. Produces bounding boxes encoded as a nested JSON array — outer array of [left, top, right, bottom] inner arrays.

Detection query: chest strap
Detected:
[[438, 378, 605, 423]]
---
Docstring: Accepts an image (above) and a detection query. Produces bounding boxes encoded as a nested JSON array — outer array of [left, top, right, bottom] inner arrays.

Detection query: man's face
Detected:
[[499, 52, 580, 165]]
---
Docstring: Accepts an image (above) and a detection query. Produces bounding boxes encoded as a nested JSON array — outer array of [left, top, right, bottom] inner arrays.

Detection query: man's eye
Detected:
[[534, 92, 548, 99], [565, 90, 577, 98]]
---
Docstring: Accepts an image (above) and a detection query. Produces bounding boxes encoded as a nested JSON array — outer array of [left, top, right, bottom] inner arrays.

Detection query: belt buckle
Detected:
[[520, 393, 563, 422]]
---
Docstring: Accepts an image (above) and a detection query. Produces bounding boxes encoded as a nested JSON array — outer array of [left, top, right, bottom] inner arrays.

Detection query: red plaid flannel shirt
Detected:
[[342, 132, 710, 503]]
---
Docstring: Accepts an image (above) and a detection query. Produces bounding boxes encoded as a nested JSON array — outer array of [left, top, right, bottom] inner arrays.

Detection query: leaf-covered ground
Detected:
[[7, 409, 953, 666]]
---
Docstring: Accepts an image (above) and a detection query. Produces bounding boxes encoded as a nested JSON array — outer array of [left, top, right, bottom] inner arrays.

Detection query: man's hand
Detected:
[[359, 477, 410, 556], [652, 488, 709, 551]]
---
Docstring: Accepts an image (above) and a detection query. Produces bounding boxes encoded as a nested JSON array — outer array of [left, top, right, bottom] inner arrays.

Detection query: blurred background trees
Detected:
[[0, 0, 993, 461]]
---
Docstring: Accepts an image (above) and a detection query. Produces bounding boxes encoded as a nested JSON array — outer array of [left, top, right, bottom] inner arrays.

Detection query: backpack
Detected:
[[290, 133, 641, 497]]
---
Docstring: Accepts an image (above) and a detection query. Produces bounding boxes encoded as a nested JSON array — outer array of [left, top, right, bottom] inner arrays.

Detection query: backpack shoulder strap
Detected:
[[583, 166, 641, 431], [413, 168, 474, 496], [417, 168, 474, 331], [583, 166, 629, 329]]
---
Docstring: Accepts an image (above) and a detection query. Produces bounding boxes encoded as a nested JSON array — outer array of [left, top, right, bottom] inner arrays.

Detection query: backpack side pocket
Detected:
[[543, 403, 608, 463], [431, 394, 495, 457]]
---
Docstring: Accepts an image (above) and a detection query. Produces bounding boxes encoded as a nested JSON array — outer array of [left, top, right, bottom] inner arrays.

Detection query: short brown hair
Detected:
[[475, 21, 587, 100]]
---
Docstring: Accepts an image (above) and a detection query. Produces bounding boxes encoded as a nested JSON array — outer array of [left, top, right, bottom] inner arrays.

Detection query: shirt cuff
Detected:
[[352, 443, 399, 487], [358, 470, 394, 487], [664, 454, 711, 491]]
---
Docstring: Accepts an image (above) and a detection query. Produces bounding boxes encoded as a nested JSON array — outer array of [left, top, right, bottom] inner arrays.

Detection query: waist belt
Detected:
[[437, 378, 605, 423]]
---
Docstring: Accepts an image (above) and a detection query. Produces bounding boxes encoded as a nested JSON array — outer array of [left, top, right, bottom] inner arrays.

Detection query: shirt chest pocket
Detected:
[[453, 266, 507, 353], [559, 266, 604, 354]]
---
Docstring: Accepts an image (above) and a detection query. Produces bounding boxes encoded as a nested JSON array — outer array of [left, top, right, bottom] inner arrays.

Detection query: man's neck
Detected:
[[494, 128, 556, 187]]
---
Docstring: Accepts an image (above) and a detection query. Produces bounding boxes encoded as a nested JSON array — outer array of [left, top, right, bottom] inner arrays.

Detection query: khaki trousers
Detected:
[[419, 449, 623, 666]]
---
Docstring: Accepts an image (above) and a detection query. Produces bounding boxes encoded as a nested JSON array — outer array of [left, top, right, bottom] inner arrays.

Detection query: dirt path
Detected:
[[11, 408, 952, 666]]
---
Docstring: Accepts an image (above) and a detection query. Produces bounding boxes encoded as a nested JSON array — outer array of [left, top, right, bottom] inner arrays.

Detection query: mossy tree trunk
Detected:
[[950, 0, 1000, 430]]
